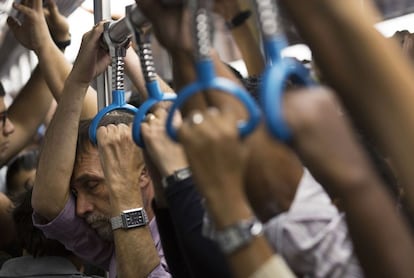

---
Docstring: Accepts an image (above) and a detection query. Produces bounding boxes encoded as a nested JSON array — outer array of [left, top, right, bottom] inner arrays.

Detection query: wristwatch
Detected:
[[211, 217, 264, 254], [161, 167, 192, 189], [110, 208, 149, 230]]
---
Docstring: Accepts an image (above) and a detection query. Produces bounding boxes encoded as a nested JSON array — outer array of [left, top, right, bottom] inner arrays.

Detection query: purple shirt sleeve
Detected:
[[33, 195, 114, 270], [148, 218, 172, 278], [33, 195, 171, 277]]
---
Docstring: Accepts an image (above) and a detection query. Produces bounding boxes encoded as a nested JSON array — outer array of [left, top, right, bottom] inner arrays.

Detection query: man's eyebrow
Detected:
[[71, 174, 101, 185]]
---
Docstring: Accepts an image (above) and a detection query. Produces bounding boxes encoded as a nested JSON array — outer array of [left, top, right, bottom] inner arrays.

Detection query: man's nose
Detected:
[[3, 118, 15, 136], [75, 193, 94, 217]]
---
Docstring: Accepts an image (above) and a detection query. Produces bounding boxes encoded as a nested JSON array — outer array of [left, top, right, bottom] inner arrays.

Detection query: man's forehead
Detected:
[[73, 148, 102, 176]]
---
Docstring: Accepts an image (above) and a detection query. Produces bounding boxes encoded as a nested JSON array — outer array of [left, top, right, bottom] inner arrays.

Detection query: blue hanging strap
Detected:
[[165, 0, 261, 142], [129, 25, 177, 147], [254, 0, 314, 142], [89, 22, 138, 145]]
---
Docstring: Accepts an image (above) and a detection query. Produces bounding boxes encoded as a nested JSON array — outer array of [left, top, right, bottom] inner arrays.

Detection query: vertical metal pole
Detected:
[[94, 0, 112, 110]]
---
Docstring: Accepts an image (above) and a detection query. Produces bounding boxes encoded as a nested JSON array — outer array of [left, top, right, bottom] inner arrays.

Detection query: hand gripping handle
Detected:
[[132, 81, 176, 147], [89, 90, 138, 145], [260, 57, 314, 142], [166, 60, 261, 142]]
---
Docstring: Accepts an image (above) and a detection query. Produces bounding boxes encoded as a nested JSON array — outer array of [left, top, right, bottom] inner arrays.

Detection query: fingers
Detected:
[[6, 16, 20, 33], [12, 2, 35, 17], [178, 107, 239, 143], [45, 0, 59, 16], [43, 0, 59, 21], [97, 123, 132, 146], [81, 21, 105, 44], [32, 0, 43, 11]]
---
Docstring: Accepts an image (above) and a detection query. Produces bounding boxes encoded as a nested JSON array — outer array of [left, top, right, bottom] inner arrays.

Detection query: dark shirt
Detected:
[[154, 177, 232, 278]]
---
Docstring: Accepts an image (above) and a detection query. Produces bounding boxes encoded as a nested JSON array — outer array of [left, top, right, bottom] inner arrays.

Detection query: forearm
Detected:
[[205, 189, 274, 278], [4, 66, 53, 166], [339, 173, 414, 278], [282, 0, 414, 214], [33, 79, 88, 220], [285, 88, 414, 277], [36, 40, 97, 119], [110, 192, 160, 278], [165, 178, 232, 277], [231, 25, 264, 76], [36, 41, 72, 100]]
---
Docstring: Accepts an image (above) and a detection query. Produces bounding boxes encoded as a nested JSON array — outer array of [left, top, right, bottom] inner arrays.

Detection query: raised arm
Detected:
[[96, 124, 161, 278], [32, 22, 110, 220], [138, 0, 249, 119], [178, 108, 294, 278], [141, 106, 234, 277], [8, 0, 97, 119], [283, 87, 414, 277], [280, 0, 414, 216], [1, 64, 53, 166], [213, 0, 265, 76]]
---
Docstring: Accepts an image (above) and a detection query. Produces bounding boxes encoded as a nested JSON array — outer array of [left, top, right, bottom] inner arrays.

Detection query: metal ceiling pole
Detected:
[[94, 0, 112, 110]]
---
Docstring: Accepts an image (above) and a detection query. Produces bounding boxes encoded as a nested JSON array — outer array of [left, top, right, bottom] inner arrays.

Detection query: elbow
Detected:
[[31, 185, 65, 221]]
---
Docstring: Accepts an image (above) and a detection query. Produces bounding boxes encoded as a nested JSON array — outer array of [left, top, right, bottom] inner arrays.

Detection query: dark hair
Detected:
[[128, 91, 142, 107], [6, 149, 39, 198], [12, 189, 73, 257], [76, 111, 135, 158], [0, 83, 5, 97]]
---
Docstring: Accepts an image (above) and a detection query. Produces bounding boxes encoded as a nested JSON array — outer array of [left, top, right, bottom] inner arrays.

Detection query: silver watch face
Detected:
[[123, 209, 147, 228], [176, 168, 191, 180]]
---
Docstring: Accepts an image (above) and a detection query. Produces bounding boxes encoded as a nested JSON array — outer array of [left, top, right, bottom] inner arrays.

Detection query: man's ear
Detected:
[[139, 167, 151, 189]]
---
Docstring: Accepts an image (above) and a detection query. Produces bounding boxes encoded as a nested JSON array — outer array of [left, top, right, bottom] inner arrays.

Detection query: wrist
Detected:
[[66, 71, 93, 89], [35, 40, 56, 58], [110, 191, 144, 216], [161, 163, 190, 178], [161, 167, 191, 190], [204, 189, 252, 229]]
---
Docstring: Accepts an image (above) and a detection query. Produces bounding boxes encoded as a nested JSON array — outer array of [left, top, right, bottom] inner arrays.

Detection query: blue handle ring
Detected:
[[89, 90, 138, 145], [166, 78, 261, 142], [260, 58, 314, 142], [132, 92, 176, 148]]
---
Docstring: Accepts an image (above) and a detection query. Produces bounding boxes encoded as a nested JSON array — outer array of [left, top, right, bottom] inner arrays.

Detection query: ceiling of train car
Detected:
[[376, 0, 414, 18], [0, 0, 413, 82]]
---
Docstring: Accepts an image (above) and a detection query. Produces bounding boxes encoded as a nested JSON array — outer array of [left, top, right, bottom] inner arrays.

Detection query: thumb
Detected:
[[45, 0, 60, 20]]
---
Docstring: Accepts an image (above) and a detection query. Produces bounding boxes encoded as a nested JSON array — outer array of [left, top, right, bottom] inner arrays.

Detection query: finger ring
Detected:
[[146, 113, 156, 122], [191, 113, 204, 125]]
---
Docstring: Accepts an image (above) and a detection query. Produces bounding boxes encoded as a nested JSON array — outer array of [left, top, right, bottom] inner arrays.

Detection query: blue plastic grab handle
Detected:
[[132, 89, 176, 148], [166, 60, 261, 142], [88, 90, 138, 145], [260, 56, 314, 142]]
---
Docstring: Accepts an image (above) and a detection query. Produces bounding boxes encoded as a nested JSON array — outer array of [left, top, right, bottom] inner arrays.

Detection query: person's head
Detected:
[[71, 112, 151, 242], [6, 149, 39, 201], [0, 83, 15, 155], [13, 189, 74, 258]]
